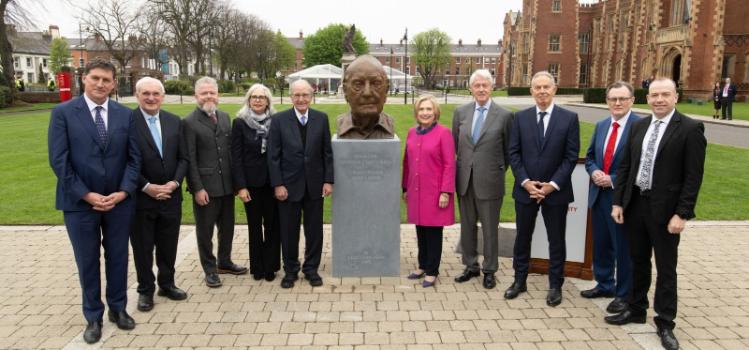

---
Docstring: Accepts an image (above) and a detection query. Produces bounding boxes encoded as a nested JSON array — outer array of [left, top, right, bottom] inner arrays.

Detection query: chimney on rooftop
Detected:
[[299, 30, 303, 39], [458, 39, 463, 47], [477, 39, 482, 46], [49, 25, 60, 39]]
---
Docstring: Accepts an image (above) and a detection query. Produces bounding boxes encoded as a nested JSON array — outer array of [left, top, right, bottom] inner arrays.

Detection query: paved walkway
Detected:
[[1, 223, 747, 349]]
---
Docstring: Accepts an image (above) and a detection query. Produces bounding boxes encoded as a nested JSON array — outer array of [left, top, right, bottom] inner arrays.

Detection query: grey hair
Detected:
[[469, 69, 494, 87], [531, 71, 557, 86], [135, 76, 165, 94], [606, 81, 634, 97], [194, 76, 218, 91], [290, 79, 313, 94], [238, 83, 276, 116]]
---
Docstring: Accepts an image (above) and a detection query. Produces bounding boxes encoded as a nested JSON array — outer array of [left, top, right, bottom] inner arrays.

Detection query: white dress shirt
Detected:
[[83, 94, 109, 129], [635, 109, 675, 188]]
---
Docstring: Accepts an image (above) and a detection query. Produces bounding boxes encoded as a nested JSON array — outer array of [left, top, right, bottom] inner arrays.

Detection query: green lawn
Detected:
[[0, 103, 743, 224], [0, 102, 57, 114], [633, 102, 748, 121]]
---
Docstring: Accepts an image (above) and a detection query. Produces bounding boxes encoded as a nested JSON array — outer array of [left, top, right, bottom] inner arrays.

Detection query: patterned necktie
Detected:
[[148, 116, 163, 157], [537, 111, 547, 147], [472, 106, 486, 144], [209, 112, 217, 125], [636, 120, 662, 190], [94, 106, 107, 145], [602, 121, 619, 174], [300, 115, 307, 126]]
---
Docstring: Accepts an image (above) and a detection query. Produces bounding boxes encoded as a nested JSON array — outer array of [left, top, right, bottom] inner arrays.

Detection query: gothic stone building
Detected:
[[502, 0, 749, 100]]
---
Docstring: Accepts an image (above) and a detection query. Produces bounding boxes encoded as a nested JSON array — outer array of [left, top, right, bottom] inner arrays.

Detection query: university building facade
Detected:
[[502, 0, 748, 100]]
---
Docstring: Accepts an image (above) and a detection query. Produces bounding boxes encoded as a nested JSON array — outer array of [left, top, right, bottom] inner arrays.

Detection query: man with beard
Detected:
[[184, 77, 247, 288], [336, 55, 395, 139]]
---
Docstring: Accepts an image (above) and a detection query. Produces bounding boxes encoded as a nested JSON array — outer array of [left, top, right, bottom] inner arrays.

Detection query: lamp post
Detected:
[[389, 47, 393, 95], [77, 24, 87, 96], [403, 28, 408, 105], [276, 71, 284, 105]]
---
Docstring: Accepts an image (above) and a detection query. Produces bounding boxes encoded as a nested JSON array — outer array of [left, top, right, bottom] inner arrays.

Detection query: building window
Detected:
[[671, 0, 690, 26], [27, 72, 33, 82], [455, 57, 461, 64], [455, 67, 460, 75], [13, 57, 18, 68], [552, 0, 561, 12], [579, 63, 589, 86], [549, 34, 561, 52], [396, 57, 401, 64], [548, 63, 560, 82], [26, 57, 32, 67], [722, 55, 736, 78], [579, 32, 590, 54], [745, 55, 749, 83], [43, 58, 48, 68]]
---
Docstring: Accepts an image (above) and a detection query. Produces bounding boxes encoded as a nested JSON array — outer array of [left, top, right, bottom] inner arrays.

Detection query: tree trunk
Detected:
[[0, 0, 17, 101]]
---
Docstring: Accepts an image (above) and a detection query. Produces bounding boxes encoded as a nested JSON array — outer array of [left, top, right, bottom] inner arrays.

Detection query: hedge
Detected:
[[0, 86, 11, 108], [164, 80, 194, 95]]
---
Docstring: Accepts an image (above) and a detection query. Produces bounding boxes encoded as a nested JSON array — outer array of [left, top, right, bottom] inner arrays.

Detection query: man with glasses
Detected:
[[605, 78, 705, 350], [268, 80, 334, 288], [581, 81, 640, 315]]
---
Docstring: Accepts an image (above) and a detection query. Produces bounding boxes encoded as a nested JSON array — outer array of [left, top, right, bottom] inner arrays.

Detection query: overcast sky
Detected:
[[28, 0, 528, 44]]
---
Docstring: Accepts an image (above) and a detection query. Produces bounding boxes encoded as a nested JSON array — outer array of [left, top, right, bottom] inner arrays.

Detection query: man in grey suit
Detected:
[[184, 77, 247, 288], [452, 69, 514, 289]]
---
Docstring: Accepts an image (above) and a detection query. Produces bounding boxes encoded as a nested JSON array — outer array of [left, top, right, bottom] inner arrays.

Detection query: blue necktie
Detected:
[[537, 111, 547, 148], [300, 115, 307, 125], [94, 106, 107, 145], [472, 107, 486, 144], [148, 116, 163, 157]]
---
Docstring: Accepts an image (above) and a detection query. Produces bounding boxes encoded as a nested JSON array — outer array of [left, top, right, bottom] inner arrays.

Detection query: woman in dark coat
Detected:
[[231, 84, 280, 281], [712, 82, 722, 119]]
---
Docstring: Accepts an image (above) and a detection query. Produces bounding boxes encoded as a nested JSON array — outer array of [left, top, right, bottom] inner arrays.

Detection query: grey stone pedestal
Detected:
[[331, 136, 401, 277]]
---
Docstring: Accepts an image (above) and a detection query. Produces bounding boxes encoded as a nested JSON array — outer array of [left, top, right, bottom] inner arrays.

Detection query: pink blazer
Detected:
[[402, 124, 456, 226]]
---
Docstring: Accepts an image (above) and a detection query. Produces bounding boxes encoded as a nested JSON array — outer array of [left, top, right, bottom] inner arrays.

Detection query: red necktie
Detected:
[[209, 112, 217, 125], [603, 121, 619, 174]]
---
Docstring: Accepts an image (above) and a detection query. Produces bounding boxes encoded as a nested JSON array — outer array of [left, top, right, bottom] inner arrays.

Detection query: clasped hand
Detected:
[[523, 180, 555, 203], [84, 191, 127, 211]]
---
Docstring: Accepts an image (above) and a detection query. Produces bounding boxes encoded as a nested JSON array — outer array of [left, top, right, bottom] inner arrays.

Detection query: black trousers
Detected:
[[242, 186, 281, 277], [193, 194, 235, 274], [625, 190, 680, 330], [278, 192, 324, 275], [721, 99, 733, 119], [513, 201, 568, 289], [415, 225, 443, 276], [130, 203, 181, 295]]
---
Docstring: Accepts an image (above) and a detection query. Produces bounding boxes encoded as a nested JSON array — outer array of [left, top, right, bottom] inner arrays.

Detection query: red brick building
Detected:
[[503, 0, 749, 100]]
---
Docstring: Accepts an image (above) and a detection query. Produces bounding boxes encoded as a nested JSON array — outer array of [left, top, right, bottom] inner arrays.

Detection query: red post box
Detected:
[[56, 71, 73, 102]]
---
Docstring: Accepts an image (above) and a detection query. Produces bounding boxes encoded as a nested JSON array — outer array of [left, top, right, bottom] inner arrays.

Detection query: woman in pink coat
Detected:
[[402, 95, 456, 287]]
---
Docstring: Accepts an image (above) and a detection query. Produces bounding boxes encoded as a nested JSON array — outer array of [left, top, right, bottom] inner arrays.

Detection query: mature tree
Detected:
[[255, 30, 295, 81], [303, 24, 367, 67], [135, 2, 169, 74], [79, 0, 139, 77], [48, 37, 70, 74], [411, 29, 451, 89], [184, 0, 216, 75], [0, 0, 38, 98], [37, 62, 45, 83]]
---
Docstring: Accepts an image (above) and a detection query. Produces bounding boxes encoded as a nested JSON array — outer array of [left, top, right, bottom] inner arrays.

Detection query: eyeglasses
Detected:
[[249, 95, 266, 101], [292, 93, 312, 99], [606, 97, 633, 103]]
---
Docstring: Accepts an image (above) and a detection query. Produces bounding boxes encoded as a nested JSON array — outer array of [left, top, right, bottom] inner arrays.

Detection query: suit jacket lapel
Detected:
[[134, 108, 160, 157], [655, 112, 681, 161], [595, 121, 607, 166], [305, 111, 316, 152], [287, 110, 303, 149], [611, 116, 634, 167], [541, 109, 558, 150], [476, 103, 499, 142], [75, 97, 106, 150]]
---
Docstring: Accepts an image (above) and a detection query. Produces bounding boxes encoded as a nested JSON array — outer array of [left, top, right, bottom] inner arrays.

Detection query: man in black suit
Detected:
[[268, 79, 334, 288], [184, 77, 247, 288], [720, 77, 737, 120], [506, 71, 580, 307], [130, 77, 188, 312], [605, 78, 706, 350]]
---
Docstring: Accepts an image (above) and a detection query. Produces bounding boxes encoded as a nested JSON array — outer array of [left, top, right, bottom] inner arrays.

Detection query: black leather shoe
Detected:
[[546, 288, 562, 307], [157, 286, 188, 301], [482, 274, 497, 289], [281, 273, 298, 288], [606, 297, 628, 314], [265, 272, 276, 282], [137, 294, 154, 312], [304, 272, 323, 287], [657, 327, 679, 350], [252, 273, 263, 281], [83, 321, 102, 344], [217, 262, 249, 275], [504, 281, 527, 299], [454, 268, 480, 283], [580, 286, 615, 299], [107, 310, 135, 330], [604, 309, 646, 325], [205, 273, 222, 288]]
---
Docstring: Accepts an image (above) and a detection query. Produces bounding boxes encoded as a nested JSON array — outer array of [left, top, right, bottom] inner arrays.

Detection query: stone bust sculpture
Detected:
[[336, 55, 395, 139]]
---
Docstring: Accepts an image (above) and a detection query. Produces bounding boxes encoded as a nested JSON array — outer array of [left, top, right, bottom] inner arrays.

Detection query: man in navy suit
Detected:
[[48, 59, 141, 343], [720, 77, 737, 120], [268, 79, 334, 289], [130, 77, 188, 312], [506, 71, 580, 307], [581, 81, 640, 314]]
